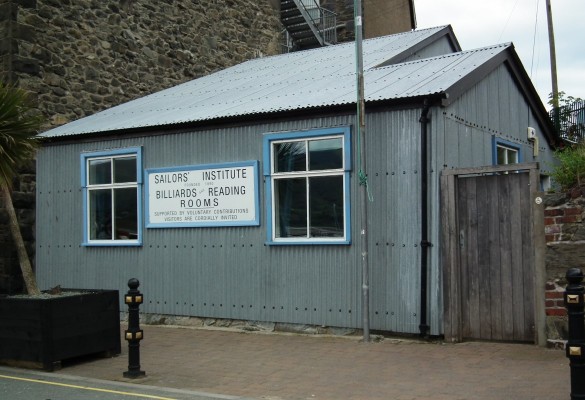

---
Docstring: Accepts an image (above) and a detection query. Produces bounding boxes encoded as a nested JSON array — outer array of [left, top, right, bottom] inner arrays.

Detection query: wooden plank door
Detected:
[[442, 163, 545, 343], [457, 173, 534, 341]]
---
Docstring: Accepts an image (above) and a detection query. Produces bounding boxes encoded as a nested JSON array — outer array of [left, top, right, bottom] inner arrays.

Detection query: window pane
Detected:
[[89, 159, 111, 185], [114, 156, 137, 183], [309, 176, 344, 237], [114, 188, 138, 240], [275, 178, 307, 237], [275, 141, 306, 172], [309, 138, 342, 170], [89, 189, 112, 240], [508, 149, 518, 164], [497, 146, 507, 164], [497, 145, 519, 165]]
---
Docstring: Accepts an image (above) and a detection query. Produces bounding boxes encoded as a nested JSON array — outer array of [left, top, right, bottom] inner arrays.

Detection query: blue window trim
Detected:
[[262, 126, 352, 246], [492, 137, 522, 165], [80, 147, 143, 247], [144, 160, 261, 228]]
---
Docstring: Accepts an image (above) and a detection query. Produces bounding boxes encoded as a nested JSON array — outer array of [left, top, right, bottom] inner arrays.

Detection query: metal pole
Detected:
[[546, 0, 559, 109], [354, 0, 370, 342]]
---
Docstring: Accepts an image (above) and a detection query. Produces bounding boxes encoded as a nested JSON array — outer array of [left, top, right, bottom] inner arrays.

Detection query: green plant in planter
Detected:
[[550, 143, 585, 191], [0, 82, 43, 295]]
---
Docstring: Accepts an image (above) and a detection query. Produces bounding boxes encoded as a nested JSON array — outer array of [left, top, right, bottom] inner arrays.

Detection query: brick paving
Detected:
[[59, 325, 569, 400]]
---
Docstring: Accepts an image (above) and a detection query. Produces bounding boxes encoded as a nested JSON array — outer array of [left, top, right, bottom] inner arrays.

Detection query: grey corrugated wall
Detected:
[[36, 72, 556, 336], [36, 110, 439, 335]]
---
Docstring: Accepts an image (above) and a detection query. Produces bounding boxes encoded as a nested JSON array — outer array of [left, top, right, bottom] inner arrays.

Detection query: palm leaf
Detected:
[[0, 82, 42, 188], [0, 82, 43, 295]]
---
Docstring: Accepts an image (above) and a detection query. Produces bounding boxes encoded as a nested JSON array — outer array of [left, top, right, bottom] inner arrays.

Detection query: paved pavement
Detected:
[[4, 324, 571, 400]]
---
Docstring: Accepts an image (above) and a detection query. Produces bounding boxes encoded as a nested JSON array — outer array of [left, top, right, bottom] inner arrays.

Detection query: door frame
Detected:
[[440, 162, 546, 344]]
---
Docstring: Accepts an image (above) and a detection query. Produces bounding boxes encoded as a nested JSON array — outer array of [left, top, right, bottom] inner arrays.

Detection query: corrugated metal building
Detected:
[[36, 26, 558, 337]]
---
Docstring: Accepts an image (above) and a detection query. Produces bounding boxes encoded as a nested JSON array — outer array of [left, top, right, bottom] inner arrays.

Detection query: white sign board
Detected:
[[146, 161, 259, 227]]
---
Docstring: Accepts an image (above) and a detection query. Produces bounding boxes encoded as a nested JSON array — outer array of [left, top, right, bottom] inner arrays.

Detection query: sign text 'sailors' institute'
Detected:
[[146, 161, 259, 227]]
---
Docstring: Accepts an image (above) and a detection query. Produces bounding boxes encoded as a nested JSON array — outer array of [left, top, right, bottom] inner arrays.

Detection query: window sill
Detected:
[[82, 241, 142, 247], [266, 239, 351, 246]]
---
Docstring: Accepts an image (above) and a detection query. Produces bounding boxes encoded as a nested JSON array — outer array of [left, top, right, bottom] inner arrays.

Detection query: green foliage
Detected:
[[548, 91, 584, 109], [550, 143, 585, 190], [0, 82, 43, 188]]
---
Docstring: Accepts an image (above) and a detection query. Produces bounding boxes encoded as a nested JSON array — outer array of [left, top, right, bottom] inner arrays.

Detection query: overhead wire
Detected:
[[530, 0, 541, 77], [498, 0, 521, 42]]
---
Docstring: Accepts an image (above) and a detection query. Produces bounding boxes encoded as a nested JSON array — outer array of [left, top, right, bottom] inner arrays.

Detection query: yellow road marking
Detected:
[[0, 373, 178, 400]]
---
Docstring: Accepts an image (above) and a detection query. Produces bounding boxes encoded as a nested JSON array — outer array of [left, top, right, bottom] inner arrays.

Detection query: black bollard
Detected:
[[565, 268, 585, 400], [123, 278, 146, 378]]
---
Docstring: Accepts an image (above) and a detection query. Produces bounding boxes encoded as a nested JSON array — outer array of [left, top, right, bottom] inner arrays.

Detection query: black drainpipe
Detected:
[[419, 99, 431, 337]]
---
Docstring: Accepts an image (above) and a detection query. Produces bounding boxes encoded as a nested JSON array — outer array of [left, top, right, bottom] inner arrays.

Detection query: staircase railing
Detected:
[[281, 0, 337, 52], [320, 7, 337, 45]]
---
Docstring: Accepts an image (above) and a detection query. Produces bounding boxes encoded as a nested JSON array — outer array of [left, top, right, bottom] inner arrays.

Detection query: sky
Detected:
[[415, 0, 583, 109]]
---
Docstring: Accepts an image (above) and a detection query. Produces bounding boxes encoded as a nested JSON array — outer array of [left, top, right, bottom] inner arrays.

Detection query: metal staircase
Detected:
[[281, 0, 337, 52]]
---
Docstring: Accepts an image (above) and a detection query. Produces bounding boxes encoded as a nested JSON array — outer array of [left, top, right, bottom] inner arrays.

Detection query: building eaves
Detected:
[[406, 43, 558, 147]]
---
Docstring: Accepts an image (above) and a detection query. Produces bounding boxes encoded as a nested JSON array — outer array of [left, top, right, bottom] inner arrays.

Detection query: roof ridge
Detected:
[[370, 42, 511, 71]]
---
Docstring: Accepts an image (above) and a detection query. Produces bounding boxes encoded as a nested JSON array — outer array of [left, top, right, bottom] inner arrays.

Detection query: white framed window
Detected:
[[493, 138, 521, 165], [263, 127, 351, 245], [81, 147, 142, 246]]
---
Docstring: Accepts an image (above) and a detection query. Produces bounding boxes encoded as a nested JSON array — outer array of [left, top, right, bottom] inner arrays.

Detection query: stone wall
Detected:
[[1, 0, 282, 127], [0, 0, 282, 294], [543, 190, 585, 342]]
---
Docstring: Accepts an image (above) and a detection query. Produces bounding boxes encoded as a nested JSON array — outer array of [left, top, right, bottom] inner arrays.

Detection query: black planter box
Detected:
[[0, 289, 121, 371]]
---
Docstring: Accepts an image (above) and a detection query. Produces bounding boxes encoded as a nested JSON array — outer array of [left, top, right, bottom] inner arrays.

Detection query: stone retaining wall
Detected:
[[544, 190, 585, 341]]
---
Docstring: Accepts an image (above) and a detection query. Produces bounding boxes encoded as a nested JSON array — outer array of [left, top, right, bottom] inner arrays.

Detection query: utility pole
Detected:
[[546, 0, 559, 109], [354, 0, 370, 343]]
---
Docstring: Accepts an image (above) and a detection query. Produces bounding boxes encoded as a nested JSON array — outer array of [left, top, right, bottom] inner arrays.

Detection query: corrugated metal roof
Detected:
[[40, 26, 509, 138], [367, 43, 511, 100]]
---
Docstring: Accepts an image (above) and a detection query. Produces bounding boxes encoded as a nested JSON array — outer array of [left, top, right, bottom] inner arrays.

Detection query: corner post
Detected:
[[565, 268, 585, 399], [123, 278, 145, 378]]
